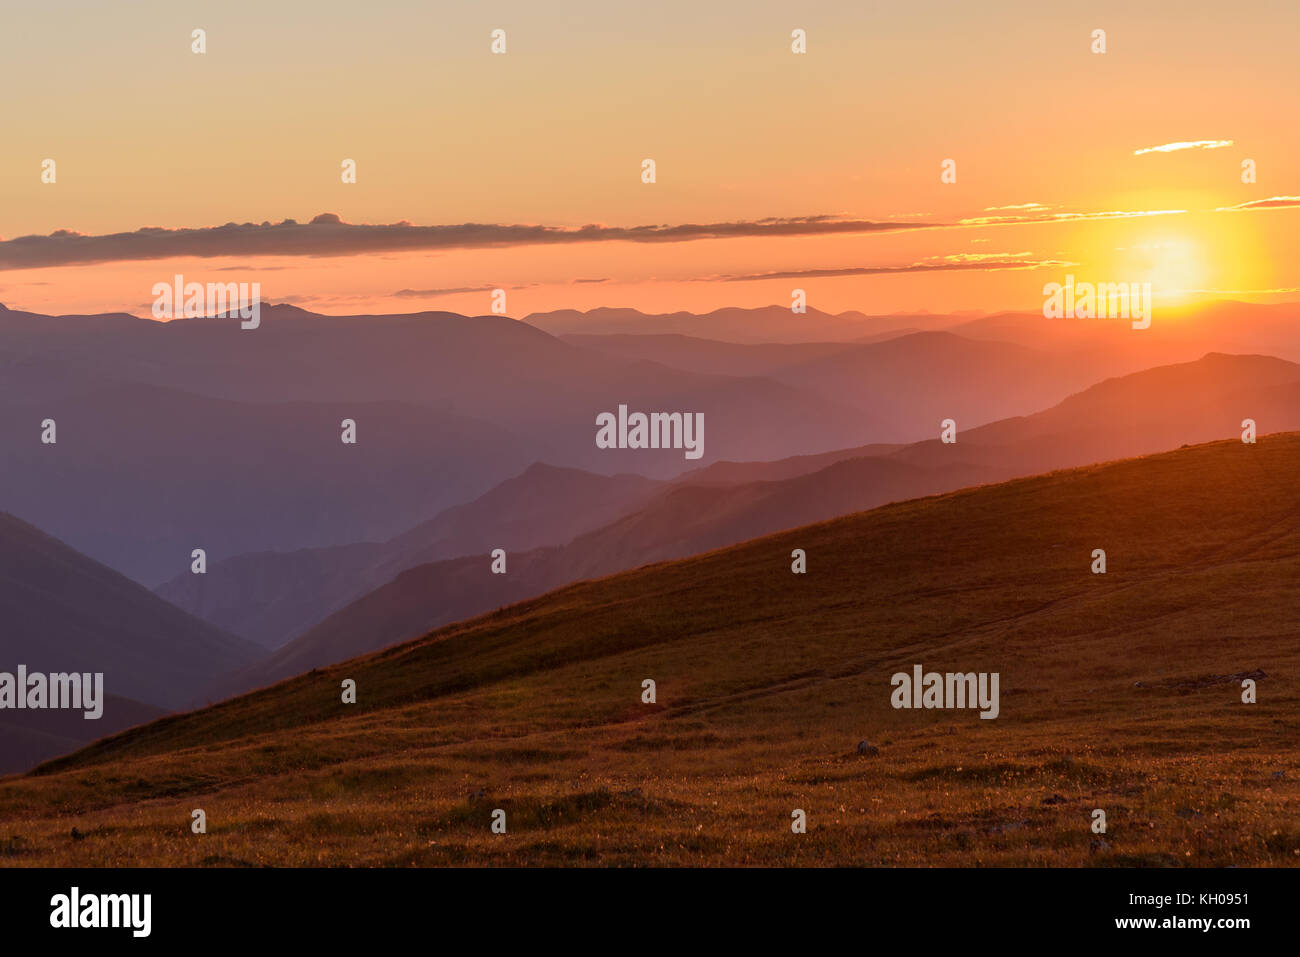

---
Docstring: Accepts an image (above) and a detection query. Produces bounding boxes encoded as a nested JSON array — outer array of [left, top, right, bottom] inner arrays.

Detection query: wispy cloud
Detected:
[[697, 254, 1074, 283], [932, 251, 1038, 263], [958, 208, 1186, 226], [394, 283, 539, 298], [1215, 196, 1300, 212], [392, 285, 500, 298], [1133, 139, 1233, 155], [982, 202, 1052, 212], [1180, 286, 1300, 295]]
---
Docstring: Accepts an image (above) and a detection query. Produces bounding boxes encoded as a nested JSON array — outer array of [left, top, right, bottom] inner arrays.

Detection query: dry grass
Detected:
[[2, 436, 1298, 866]]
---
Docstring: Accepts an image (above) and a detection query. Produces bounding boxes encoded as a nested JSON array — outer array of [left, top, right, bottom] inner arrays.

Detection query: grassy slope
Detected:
[[2, 435, 1297, 866]]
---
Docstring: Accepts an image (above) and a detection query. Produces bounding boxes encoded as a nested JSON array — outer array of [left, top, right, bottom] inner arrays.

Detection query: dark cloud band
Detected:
[[0, 214, 942, 271]]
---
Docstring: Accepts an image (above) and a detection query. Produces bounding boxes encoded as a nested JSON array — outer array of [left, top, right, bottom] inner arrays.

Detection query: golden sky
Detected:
[[1, 0, 1297, 317]]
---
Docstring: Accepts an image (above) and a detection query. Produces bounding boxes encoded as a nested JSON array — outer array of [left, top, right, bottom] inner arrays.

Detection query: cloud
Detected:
[[0, 214, 942, 271], [393, 285, 500, 298], [931, 251, 1037, 263], [697, 255, 1074, 283], [1133, 140, 1233, 155], [1180, 286, 1300, 295], [982, 202, 1051, 211], [1215, 196, 1300, 212], [393, 282, 540, 298], [958, 208, 1187, 226], [4, 198, 1261, 272]]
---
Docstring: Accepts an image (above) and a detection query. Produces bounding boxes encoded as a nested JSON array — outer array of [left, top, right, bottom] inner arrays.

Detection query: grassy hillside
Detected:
[[2, 435, 1297, 866], [0, 693, 164, 776]]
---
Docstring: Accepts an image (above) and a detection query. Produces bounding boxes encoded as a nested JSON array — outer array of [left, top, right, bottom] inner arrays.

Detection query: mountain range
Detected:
[[2, 298, 1298, 774], [191, 351, 1300, 697]]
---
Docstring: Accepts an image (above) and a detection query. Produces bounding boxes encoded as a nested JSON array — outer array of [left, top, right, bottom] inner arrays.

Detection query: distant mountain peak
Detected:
[[259, 302, 318, 317]]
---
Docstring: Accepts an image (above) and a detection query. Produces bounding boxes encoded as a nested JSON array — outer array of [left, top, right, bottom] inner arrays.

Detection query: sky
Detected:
[[1, 0, 1297, 318]]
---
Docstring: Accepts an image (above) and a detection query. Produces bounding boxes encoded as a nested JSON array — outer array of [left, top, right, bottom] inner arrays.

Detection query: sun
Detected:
[[1125, 236, 1207, 304]]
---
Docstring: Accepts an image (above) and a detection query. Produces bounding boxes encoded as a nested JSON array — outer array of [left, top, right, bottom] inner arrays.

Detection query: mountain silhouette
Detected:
[[0, 511, 260, 769], [208, 352, 1300, 694]]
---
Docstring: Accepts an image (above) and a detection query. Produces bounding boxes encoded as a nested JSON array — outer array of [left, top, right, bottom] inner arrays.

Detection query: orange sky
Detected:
[[1, 0, 1297, 318]]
